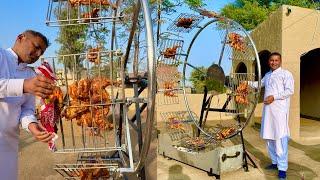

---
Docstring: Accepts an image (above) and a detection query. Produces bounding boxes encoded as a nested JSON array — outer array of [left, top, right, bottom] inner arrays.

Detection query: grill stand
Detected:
[[199, 86, 258, 172]]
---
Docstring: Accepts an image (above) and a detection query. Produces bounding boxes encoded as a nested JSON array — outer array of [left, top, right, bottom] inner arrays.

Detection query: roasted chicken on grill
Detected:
[[235, 81, 249, 105], [91, 77, 112, 93], [61, 101, 89, 120], [68, 77, 113, 101], [87, 47, 101, 64], [76, 107, 113, 130], [82, 8, 100, 23], [69, 0, 116, 9], [184, 137, 206, 149], [162, 45, 180, 59], [71, 166, 110, 180], [228, 32, 246, 52], [216, 127, 236, 140], [163, 81, 177, 97], [168, 116, 184, 130], [92, 89, 111, 104], [176, 17, 194, 28], [62, 77, 114, 134], [77, 78, 92, 101]]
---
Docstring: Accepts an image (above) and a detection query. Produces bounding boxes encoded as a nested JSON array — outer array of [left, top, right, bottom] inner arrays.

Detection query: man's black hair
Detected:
[[23, 30, 50, 47]]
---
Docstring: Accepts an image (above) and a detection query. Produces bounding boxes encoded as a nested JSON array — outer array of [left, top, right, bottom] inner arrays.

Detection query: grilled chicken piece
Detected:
[[87, 47, 101, 64], [176, 17, 194, 28], [77, 78, 92, 101], [82, 8, 100, 23], [228, 32, 246, 52], [69, 0, 117, 9], [162, 45, 180, 59], [235, 81, 249, 105]]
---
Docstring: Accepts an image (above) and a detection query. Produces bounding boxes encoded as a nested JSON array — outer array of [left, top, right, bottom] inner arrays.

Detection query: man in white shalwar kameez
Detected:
[[250, 52, 294, 179], [0, 30, 55, 180]]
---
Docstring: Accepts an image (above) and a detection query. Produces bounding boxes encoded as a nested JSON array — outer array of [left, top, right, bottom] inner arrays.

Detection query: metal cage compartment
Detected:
[[46, 0, 124, 26], [42, 51, 123, 152], [167, 13, 204, 33], [157, 38, 184, 65], [160, 111, 194, 134], [156, 63, 181, 105]]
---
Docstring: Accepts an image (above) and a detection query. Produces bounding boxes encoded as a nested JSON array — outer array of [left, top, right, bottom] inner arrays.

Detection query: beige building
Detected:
[[233, 5, 320, 140]]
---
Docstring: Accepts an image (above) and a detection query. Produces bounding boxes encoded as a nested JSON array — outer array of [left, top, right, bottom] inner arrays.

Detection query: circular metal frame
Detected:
[[181, 17, 262, 140], [132, 0, 156, 172]]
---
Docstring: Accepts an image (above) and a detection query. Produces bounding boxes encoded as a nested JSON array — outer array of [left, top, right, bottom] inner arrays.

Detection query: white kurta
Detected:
[[0, 48, 38, 180], [252, 67, 294, 140]]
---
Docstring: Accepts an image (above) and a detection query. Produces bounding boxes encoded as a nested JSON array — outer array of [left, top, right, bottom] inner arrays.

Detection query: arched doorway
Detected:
[[300, 48, 320, 120], [255, 50, 271, 80], [254, 50, 271, 102], [235, 62, 247, 73]]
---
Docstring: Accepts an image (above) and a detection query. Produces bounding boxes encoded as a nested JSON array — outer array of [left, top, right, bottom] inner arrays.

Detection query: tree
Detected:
[[54, 5, 88, 74], [221, 1, 268, 30], [184, 0, 206, 7], [221, 0, 320, 30], [149, 0, 205, 9], [189, 67, 225, 94], [189, 66, 205, 93]]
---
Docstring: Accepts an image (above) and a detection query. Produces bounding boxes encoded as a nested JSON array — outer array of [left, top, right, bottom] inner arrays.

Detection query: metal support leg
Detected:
[[237, 116, 257, 171], [133, 84, 146, 179], [198, 86, 208, 136]]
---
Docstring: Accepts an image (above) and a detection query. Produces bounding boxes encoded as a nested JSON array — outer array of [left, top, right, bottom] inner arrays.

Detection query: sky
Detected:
[[0, 0, 236, 77], [0, 0, 234, 55], [0, 0, 59, 56]]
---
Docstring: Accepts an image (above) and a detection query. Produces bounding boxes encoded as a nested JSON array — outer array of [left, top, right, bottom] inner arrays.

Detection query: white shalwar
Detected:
[[251, 67, 294, 171], [0, 48, 38, 180]]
